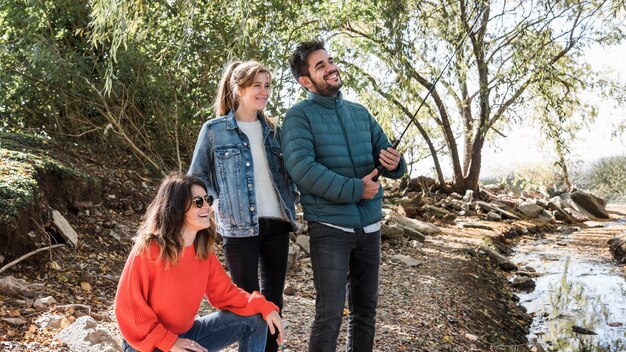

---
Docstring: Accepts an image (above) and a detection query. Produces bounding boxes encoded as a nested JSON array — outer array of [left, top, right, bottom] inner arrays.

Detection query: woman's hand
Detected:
[[265, 310, 284, 345], [170, 337, 207, 352]]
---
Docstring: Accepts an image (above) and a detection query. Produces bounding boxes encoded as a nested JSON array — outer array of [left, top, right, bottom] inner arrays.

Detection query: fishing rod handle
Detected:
[[372, 140, 401, 182]]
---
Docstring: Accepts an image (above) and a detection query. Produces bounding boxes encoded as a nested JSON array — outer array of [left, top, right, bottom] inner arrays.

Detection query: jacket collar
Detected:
[[307, 90, 344, 109], [225, 110, 271, 134]]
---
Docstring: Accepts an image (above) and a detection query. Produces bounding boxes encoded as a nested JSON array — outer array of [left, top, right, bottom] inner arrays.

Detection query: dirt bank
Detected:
[[0, 141, 553, 351]]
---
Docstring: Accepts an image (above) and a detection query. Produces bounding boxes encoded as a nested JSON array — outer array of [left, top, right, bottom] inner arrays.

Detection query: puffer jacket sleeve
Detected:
[[276, 125, 300, 204], [188, 121, 219, 200], [369, 113, 407, 179], [281, 107, 364, 204]]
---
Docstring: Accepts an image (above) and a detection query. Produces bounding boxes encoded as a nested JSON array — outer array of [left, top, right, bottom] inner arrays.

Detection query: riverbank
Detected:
[[1, 138, 623, 351]]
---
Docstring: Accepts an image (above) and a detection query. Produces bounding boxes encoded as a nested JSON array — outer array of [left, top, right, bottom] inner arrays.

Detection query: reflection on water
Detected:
[[514, 234, 626, 351]]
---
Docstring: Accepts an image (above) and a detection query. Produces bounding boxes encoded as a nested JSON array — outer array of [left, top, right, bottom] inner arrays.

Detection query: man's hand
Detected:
[[379, 147, 401, 171], [361, 169, 380, 200], [265, 310, 284, 345]]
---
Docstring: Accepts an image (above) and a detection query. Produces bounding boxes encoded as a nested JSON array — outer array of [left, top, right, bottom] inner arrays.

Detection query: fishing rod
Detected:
[[373, 7, 485, 182]]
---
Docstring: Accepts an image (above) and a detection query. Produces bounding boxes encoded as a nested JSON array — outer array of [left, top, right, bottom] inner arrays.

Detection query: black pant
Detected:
[[223, 218, 291, 352]]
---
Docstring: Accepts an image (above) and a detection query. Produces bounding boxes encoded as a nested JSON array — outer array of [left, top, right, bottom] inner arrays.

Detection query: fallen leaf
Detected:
[[80, 282, 92, 292]]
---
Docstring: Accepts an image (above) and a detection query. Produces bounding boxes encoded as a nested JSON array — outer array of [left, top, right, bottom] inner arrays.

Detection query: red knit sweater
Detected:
[[115, 243, 278, 352]]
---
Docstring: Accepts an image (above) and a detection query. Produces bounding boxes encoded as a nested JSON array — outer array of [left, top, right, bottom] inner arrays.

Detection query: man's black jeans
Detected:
[[307, 222, 381, 352]]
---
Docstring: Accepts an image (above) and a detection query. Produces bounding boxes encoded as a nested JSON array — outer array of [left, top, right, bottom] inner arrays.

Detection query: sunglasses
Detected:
[[192, 195, 214, 208]]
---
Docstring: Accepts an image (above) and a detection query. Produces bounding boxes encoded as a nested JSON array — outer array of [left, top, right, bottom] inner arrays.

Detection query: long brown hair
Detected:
[[133, 173, 216, 267], [214, 60, 276, 130]]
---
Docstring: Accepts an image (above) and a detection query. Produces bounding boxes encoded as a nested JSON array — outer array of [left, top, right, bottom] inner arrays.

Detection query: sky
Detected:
[[413, 42, 626, 179]]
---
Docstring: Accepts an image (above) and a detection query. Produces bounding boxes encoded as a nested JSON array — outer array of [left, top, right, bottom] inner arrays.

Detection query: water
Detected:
[[513, 225, 626, 351]]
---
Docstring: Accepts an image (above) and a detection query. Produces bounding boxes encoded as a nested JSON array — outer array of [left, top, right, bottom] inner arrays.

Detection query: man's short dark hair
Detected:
[[289, 39, 326, 81]]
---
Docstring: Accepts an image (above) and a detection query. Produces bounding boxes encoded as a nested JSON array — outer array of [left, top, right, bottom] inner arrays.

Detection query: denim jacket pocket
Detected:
[[214, 147, 251, 229], [267, 147, 289, 184]]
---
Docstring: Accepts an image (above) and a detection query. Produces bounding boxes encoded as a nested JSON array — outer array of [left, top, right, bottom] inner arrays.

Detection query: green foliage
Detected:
[[574, 155, 626, 203], [0, 150, 41, 223], [1, 0, 625, 183], [1, 0, 323, 172], [0, 133, 96, 223]]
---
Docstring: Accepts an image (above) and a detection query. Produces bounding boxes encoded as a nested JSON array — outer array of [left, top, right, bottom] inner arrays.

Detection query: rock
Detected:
[[482, 184, 504, 193], [463, 190, 474, 203], [396, 224, 426, 243], [287, 242, 300, 271], [283, 285, 296, 296], [571, 325, 597, 335], [476, 201, 521, 220], [0, 276, 44, 298], [464, 333, 479, 341], [570, 191, 609, 219], [54, 316, 121, 352], [521, 191, 545, 199], [487, 211, 502, 221], [388, 216, 442, 236], [33, 296, 56, 310], [492, 199, 518, 211], [609, 234, 626, 263], [397, 200, 424, 218], [295, 234, 310, 255], [478, 246, 518, 271], [110, 223, 133, 241], [391, 254, 422, 267], [556, 225, 579, 234], [583, 221, 604, 228], [457, 222, 494, 231], [547, 201, 576, 223], [425, 205, 456, 222], [36, 314, 70, 332], [51, 209, 79, 247], [381, 223, 405, 242], [0, 317, 28, 326], [450, 192, 462, 200], [72, 201, 93, 210], [517, 202, 543, 218], [511, 276, 535, 290], [563, 206, 591, 222]]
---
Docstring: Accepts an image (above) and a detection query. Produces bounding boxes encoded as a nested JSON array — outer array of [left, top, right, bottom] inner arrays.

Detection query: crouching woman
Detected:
[[115, 173, 283, 352]]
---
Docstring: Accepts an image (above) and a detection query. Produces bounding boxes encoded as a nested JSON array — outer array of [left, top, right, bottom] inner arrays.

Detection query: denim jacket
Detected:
[[188, 111, 299, 237]]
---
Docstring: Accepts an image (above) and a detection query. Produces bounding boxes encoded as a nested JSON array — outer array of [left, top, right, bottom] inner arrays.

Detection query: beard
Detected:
[[310, 70, 343, 97]]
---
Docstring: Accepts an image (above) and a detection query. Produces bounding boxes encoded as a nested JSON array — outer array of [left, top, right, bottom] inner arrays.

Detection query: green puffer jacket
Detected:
[[281, 91, 406, 228]]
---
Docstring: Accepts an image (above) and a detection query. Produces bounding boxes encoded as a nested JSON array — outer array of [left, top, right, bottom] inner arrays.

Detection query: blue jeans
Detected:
[[307, 222, 381, 352], [223, 218, 291, 352], [122, 311, 267, 352]]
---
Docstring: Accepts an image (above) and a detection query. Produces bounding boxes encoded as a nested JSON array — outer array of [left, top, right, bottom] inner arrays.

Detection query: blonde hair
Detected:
[[133, 173, 216, 267], [214, 60, 276, 129]]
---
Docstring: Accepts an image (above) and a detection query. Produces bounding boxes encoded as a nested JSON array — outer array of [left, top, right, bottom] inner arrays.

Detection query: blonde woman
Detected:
[[188, 61, 298, 352], [115, 173, 283, 352]]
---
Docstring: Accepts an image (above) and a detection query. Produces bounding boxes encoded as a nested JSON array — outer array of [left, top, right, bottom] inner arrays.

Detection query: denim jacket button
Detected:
[[245, 162, 250, 167], [248, 184, 252, 188], [225, 152, 229, 156], [250, 206, 255, 211]]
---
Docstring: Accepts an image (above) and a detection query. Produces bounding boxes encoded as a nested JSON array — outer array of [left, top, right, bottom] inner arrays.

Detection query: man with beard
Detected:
[[281, 39, 406, 352]]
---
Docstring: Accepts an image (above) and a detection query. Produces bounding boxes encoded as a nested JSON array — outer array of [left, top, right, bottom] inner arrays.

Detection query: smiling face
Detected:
[[184, 184, 213, 232], [237, 72, 271, 112], [299, 49, 342, 97]]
